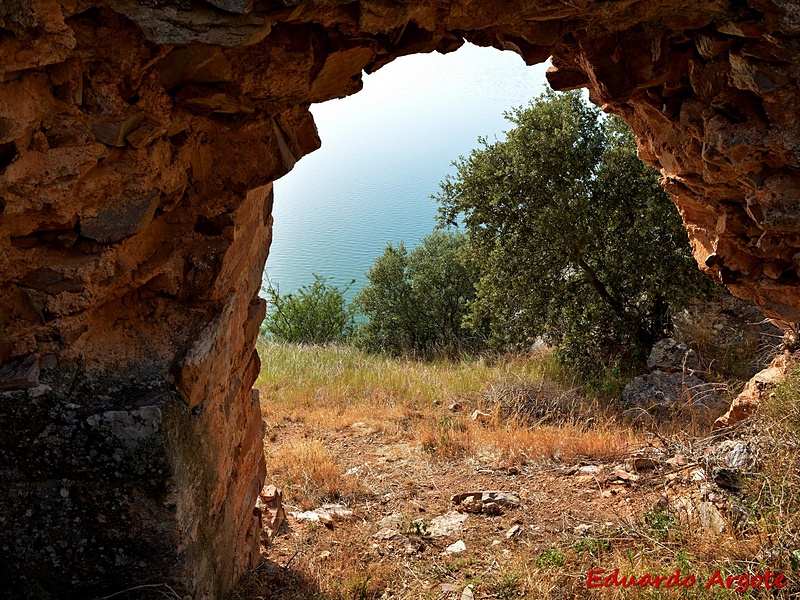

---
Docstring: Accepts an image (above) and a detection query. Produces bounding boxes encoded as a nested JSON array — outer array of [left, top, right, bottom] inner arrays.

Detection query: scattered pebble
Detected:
[[574, 523, 592, 536], [445, 540, 466, 554], [505, 525, 521, 538]]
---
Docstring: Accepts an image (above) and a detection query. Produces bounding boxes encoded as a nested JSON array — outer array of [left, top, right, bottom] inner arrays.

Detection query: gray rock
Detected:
[[481, 491, 520, 507], [372, 528, 401, 540], [205, 0, 253, 14], [505, 524, 522, 538], [91, 113, 144, 147], [699, 501, 727, 533], [451, 490, 521, 512], [80, 189, 161, 243], [0, 354, 40, 391], [115, 0, 271, 46], [716, 440, 756, 470], [86, 405, 162, 449], [647, 338, 699, 372], [672, 496, 725, 533], [428, 511, 468, 538], [376, 513, 403, 530], [622, 370, 716, 415]]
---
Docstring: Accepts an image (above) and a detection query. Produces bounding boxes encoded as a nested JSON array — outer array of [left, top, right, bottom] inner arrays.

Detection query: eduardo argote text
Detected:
[[587, 567, 788, 592]]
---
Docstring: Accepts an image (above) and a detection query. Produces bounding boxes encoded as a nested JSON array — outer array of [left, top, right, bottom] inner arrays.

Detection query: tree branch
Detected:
[[570, 252, 627, 321]]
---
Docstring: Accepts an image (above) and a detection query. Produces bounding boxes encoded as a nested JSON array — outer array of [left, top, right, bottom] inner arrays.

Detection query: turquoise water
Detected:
[[265, 43, 549, 300]]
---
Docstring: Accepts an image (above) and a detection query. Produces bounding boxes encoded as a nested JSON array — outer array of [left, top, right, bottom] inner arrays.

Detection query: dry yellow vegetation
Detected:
[[231, 342, 800, 600]]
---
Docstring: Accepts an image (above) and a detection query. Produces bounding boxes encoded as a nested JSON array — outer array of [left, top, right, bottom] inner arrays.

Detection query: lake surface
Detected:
[[265, 43, 549, 300]]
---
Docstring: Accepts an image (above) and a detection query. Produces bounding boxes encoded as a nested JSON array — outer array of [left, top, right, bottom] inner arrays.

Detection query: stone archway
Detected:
[[1, 1, 798, 597]]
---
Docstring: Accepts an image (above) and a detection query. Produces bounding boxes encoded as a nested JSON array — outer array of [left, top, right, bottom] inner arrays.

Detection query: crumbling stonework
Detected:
[[2, 0, 800, 597]]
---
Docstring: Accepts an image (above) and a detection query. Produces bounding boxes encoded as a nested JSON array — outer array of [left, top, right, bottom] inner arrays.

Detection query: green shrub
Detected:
[[262, 275, 354, 344], [354, 230, 483, 357]]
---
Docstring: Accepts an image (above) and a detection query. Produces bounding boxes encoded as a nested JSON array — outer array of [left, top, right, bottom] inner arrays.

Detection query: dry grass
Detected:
[[233, 342, 800, 600], [482, 421, 633, 468], [269, 437, 360, 510], [257, 341, 632, 466], [257, 341, 570, 431]]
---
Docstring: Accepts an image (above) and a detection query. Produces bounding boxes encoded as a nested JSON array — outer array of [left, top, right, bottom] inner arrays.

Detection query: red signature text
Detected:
[[587, 568, 787, 592]]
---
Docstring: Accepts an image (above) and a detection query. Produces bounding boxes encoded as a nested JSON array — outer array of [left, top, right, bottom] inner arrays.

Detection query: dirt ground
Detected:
[[248, 420, 667, 600], [234, 343, 800, 600]]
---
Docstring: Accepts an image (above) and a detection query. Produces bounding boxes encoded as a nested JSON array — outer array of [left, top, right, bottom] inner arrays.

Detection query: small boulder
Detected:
[[0, 354, 40, 392], [460, 495, 483, 513], [716, 440, 756, 470], [648, 338, 699, 372], [445, 540, 466, 554], [451, 490, 520, 513], [623, 371, 716, 417], [428, 511, 468, 538], [673, 496, 726, 534], [505, 524, 522, 538]]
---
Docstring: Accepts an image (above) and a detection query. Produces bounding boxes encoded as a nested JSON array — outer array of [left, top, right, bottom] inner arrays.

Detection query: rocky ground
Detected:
[[225, 341, 800, 600], [235, 405, 798, 598], [253, 422, 658, 599]]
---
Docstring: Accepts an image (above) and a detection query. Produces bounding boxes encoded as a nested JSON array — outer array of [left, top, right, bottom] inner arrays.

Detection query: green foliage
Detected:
[[400, 519, 431, 539], [572, 536, 612, 558], [354, 230, 481, 357], [535, 549, 565, 569], [436, 90, 714, 375], [262, 275, 355, 344], [487, 572, 522, 599], [644, 507, 677, 540]]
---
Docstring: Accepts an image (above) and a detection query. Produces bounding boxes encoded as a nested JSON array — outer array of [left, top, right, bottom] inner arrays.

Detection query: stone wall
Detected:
[[1, 0, 800, 597]]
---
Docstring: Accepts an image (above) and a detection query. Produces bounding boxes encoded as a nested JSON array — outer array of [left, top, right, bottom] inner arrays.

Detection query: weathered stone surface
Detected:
[[126, 116, 167, 149], [428, 510, 468, 538], [672, 497, 727, 534], [0, 354, 40, 391], [451, 490, 521, 514], [91, 113, 145, 147], [4, 0, 800, 597], [157, 46, 235, 90], [623, 371, 717, 416], [79, 189, 161, 243], [714, 353, 791, 428], [445, 539, 466, 554], [716, 440, 757, 470], [647, 338, 699, 373]]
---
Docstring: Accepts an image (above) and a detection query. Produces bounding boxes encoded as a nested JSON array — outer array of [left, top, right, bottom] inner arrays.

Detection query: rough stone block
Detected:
[[80, 189, 161, 243]]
